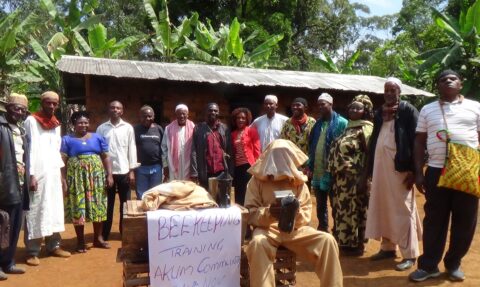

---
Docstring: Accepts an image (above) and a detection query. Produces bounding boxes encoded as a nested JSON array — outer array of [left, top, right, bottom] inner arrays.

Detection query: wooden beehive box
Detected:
[[121, 201, 148, 263]]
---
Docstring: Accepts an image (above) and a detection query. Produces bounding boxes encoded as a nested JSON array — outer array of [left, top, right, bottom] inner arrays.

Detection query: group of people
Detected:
[[0, 69, 478, 286]]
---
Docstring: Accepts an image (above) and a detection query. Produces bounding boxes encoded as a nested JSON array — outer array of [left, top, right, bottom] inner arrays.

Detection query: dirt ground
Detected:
[[2, 192, 479, 287]]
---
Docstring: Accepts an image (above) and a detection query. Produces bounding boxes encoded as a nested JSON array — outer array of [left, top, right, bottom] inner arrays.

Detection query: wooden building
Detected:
[[57, 56, 433, 129]]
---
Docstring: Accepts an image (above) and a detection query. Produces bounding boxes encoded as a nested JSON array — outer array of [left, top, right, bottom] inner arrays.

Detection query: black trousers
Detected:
[[418, 167, 479, 271], [233, 163, 251, 206], [0, 203, 22, 270], [103, 173, 131, 240]]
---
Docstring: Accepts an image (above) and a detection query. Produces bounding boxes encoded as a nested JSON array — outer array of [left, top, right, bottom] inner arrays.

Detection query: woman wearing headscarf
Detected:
[[365, 77, 422, 271], [327, 95, 373, 256], [244, 139, 343, 287], [230, 107, 260, 205]]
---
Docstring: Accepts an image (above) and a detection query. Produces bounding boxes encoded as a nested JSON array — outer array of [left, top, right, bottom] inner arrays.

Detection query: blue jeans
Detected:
[[135, 164, 162, 199]]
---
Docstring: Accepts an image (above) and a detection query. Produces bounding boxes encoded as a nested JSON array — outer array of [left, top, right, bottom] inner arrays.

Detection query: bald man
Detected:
[[161, 104, 195, 181], [96, 101, 137, 240], [134, 105, 164, 198]]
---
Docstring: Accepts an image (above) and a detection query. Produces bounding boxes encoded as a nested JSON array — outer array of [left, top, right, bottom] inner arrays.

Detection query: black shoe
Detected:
[[370, 250, 396, 261], [4, 265, 25, 274]]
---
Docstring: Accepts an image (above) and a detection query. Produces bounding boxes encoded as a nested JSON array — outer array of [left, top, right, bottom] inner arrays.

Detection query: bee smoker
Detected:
[[278, 195, 299, 233], [216, 154, 232, 208]]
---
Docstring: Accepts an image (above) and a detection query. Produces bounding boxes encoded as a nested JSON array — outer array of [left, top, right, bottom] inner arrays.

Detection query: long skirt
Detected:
[[331, 173, 367, 248], [65, 154, 107, 225]]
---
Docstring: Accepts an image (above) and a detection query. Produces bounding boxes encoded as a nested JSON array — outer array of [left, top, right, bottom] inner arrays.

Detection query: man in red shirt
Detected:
[[191, 103, 232, 189]]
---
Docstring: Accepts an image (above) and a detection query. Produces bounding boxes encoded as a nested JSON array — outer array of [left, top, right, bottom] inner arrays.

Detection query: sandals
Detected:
[[93, 241, 111, 249]]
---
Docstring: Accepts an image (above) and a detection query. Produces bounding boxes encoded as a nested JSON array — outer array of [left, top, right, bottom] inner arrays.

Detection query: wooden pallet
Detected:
[[123, 261, 149, 287]]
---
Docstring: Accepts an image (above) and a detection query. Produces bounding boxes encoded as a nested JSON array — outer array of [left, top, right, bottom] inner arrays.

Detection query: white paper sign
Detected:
[[147, 207, 242, 287]]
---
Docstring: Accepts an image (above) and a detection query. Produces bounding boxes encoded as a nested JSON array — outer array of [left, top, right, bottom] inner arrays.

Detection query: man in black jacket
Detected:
[[190, 103, 232, 189], [0, 93, 30, 280]]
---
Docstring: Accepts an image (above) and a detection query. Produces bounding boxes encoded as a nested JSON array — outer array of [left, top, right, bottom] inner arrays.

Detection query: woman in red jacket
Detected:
[[231, 107, 260, 205]]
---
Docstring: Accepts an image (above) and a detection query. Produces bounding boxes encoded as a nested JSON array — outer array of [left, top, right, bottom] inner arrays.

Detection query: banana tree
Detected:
[[185, 17, 284, 68], [87, 23, 142, 58], [417, 0, 480, 97], [0, 10, 40, 96], [40, 0, 102, 61], [144, 0, 197, 62], [316, 50, 361, 74]]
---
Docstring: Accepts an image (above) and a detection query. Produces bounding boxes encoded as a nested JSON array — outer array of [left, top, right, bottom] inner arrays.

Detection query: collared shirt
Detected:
[[416, 98, 480, 168], [96, 119, 138, 174], [251, 113, 288, 151]]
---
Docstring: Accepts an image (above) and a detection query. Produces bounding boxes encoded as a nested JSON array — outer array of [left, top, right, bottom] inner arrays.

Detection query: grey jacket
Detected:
[[0, 113, 30, 208]]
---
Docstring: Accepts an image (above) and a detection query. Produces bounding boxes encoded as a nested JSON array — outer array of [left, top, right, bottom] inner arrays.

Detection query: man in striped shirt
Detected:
[[410, 70, 480, 283]]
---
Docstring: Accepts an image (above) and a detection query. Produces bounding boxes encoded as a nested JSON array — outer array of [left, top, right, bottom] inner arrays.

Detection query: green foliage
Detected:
[[144, 0, 284, 68], [417, 0, 480, 97]]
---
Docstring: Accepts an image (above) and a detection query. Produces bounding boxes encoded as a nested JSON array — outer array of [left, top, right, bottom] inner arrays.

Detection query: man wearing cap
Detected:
[[0, 93, 30, 279], [161, 104, 195, 181], [134, 105, 164, 198], [251, 95, 288, 151], [308, 93, 348, 232], [410, 70, 480, 282], [24, 91, 70, 267], [280, 97, 316, 155], [191, 102, 232, 189], [96, 101, 137, 240], [365, 77, 422, 272]]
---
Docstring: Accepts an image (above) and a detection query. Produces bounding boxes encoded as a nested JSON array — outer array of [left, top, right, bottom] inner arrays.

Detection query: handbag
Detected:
[[436, 102, 480, 197]]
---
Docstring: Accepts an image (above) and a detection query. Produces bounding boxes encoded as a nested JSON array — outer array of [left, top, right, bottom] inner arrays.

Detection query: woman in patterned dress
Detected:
[[61, 111, 113, 253], [327, 95, 374, 256]]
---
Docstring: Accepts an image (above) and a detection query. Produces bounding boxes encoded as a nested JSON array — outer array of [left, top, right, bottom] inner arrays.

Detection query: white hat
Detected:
[[264, 94, 278, 104], [318, 93, 333, 104], [175, 104, 189, 112], [385, 77, 402, 91]]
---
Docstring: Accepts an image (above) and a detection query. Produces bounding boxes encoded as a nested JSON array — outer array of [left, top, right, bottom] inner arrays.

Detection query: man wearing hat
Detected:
[[0, 93, 30, 280], [24, 91, 71, 267], [280, 97, 316, 155], [161, 104, 195, 181], [251, 95, 288, 151], [308, 93, 347, 232]]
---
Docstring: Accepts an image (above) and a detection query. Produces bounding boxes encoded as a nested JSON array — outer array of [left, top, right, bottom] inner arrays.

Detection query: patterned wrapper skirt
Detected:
[[65, 154, 107, 225]]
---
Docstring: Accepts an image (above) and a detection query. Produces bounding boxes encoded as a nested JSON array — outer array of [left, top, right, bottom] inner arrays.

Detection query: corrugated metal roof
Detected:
[[57, 55, 435, 97]]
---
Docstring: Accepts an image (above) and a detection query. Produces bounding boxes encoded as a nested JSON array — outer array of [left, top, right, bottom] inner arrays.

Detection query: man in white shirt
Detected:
[[161, 104, 195, 181], [410, 70, 480, 282], [96, 101, 137, 241], [251, 95, 288, 151]]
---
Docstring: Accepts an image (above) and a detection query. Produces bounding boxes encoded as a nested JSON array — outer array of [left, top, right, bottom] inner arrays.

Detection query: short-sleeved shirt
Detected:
[[60, 133, 109, 157], [134, 124, 163, 166], [416, 98, 480, 168]]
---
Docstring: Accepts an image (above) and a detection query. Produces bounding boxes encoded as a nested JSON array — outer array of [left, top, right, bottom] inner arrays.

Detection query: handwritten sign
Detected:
[[147, 207, 242, 287]]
